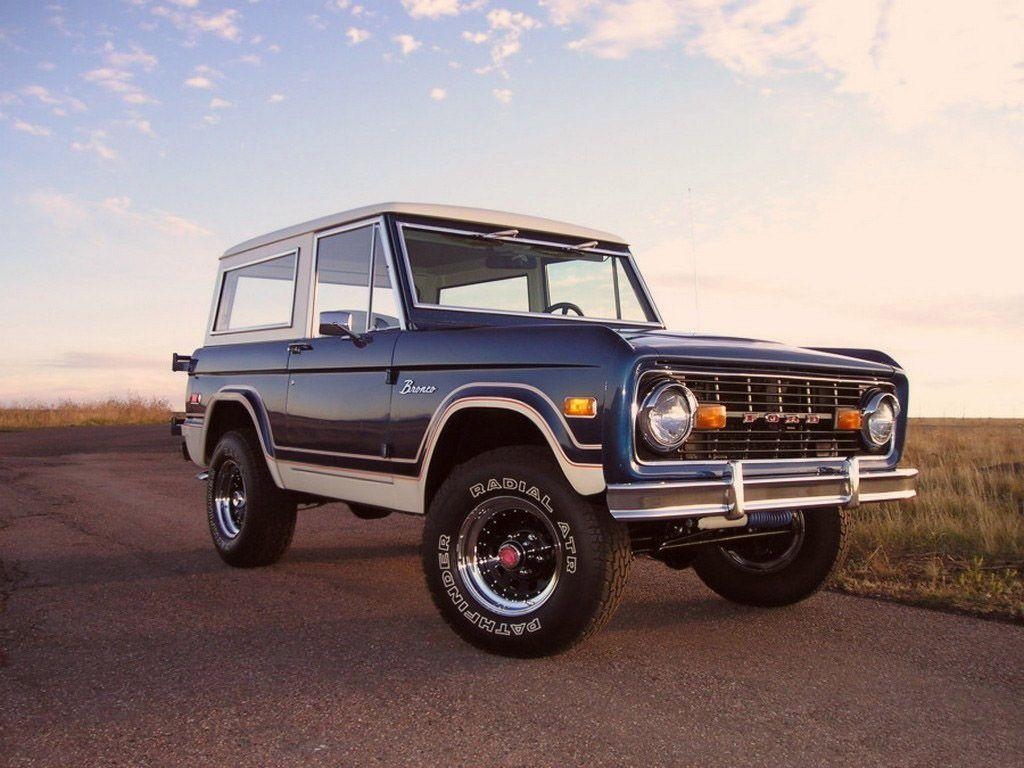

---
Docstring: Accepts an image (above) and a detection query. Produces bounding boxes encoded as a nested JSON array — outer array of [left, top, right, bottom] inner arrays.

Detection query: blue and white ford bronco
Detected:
[[172, 202, 918, 656]]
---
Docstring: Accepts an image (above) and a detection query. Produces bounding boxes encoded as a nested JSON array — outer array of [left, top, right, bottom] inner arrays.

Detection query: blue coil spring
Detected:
[[746, 510, 795, 530]]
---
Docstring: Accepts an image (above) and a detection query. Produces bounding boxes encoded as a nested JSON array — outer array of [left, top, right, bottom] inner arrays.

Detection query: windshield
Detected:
[[402, 226, 656, 323]]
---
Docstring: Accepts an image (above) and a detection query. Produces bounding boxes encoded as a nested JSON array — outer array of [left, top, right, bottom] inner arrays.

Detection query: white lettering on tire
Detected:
[[437, 480, 574, 635]]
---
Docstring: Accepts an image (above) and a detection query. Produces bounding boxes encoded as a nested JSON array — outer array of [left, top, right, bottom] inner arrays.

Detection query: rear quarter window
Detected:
[[213, 251, 298, 332]]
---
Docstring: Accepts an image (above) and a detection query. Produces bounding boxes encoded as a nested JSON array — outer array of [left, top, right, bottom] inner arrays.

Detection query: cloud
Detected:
[[268, 93, 285, 103], [325, 0, 351, 10], [238, 53, 261, 65], [429, 87, 447, 100], [81, 42, 159, 105], [346, 26, 371, 44], [209, 97, 233, 108], [184, 64, 220, 90], [492, 87, 513, 104], [562, 0, 678, 59], [124, 117, 156, 137], [70, 129, 117, 161], [393, 34, 422, 55], [402, 0, 464, 20], [151, 5, 243, 43], [12, 119, 53, 136], [37, 351, 171, 371], [101, 196, 213, 236], [102, 42, 157, 71], [306, 14, 329, 31], [549, 0, 1024, 127], [189, 8, 243, 41], [27, 190, 90, 226], [474, 9, 541, 72], [21, 85, 87, 115]]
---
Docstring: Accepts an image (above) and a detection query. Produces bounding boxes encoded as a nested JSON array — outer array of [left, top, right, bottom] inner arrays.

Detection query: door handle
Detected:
[[287, 343, 313, 354]]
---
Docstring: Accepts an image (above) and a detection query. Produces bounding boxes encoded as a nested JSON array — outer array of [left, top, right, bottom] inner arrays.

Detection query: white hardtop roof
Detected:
[[222, 202, 628, 258]]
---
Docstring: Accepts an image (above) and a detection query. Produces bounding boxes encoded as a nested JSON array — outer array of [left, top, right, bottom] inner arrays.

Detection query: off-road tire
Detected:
[[206, 430, 297, 567], [692, 507, 850, 607], [422, 447, 631, 657]]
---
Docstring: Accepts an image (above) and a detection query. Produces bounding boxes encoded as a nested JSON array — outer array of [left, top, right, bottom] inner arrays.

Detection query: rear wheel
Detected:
[[692, 507, 849, 607], [422, 447, 631, 657], [207, 430, 297, 567]]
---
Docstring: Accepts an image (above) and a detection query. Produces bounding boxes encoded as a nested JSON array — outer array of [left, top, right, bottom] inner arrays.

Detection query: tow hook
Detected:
[[196, 471, 210, 481]]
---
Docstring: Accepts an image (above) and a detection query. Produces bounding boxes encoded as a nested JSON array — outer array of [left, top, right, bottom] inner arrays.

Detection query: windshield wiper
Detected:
[[481, 228, 520, 239]]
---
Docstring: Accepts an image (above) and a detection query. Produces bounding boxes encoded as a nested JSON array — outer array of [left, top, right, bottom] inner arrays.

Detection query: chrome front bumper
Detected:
[[607, 458, 918, 522]]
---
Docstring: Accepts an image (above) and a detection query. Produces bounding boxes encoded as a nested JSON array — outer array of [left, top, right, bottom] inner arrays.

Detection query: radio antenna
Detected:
[[688, 187, 700, 332]]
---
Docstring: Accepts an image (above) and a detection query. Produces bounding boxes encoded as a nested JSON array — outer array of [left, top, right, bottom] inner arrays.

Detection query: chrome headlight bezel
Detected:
[[862, 391, 900, 448], [638, 381, 698, 453]]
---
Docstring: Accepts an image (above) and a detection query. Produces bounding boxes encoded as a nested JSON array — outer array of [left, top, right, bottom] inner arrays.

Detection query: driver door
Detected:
[[279, 221, 401, 470]]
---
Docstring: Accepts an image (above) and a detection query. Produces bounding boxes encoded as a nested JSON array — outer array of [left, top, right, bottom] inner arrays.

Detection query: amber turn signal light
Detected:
[[695, 403, 727, 430], [563, 397, 598, 418], [836, 408, 863, 431]]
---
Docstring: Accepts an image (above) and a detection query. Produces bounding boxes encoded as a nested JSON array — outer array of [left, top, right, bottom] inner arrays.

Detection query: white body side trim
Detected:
[[197, 386, 606, 514]]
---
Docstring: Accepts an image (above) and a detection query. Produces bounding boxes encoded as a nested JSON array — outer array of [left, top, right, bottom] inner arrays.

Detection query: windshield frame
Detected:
[[395, 221, 665, 328]]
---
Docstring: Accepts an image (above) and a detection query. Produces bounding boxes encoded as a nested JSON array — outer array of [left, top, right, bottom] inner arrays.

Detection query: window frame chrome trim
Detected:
[[395, 221, 665, 328], [208, 247, 301, 336]]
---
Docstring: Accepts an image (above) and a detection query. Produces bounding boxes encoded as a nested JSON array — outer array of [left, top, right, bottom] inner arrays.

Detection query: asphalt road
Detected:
[[1, 426, 1022, 767]]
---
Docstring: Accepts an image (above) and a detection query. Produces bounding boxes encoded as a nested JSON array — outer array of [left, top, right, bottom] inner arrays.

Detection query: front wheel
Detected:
[[422, 447, 631, 657], [692, 507, 849, 607]]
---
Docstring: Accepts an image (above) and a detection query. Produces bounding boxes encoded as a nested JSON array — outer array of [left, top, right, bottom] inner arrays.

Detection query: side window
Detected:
[[315, 224, 402, 334], [214, 251, 297, 331], [315, 226, 372, 333], [369, 228, 401, 331]]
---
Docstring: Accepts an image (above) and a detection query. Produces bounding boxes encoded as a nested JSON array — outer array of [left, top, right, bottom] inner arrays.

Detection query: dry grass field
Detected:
[[1, 400, 1020, 621], [0, 396, 171, 430], [838, 419, 1024, 622]]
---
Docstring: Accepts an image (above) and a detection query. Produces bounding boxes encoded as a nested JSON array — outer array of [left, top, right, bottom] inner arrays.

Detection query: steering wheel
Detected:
[[544, 301, 584, 316]]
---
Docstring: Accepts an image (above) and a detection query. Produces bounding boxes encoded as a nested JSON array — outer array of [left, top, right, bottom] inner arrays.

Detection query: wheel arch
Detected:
[[201, 388, 284, 488], [419, 398, 605, 513]]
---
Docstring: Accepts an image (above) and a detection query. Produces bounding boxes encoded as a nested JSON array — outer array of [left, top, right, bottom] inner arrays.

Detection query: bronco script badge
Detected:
[[399, 379, 437, 395]]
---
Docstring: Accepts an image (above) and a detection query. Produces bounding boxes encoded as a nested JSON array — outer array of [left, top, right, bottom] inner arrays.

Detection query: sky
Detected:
[[0, 0, 1022, 416]]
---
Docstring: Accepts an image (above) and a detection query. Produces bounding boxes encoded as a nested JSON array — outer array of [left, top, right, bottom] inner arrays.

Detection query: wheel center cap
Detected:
[[497, 543, 522, 570]]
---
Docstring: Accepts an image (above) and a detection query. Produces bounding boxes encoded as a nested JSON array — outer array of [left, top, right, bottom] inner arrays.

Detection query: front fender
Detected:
[[417, 383, 605, 499]]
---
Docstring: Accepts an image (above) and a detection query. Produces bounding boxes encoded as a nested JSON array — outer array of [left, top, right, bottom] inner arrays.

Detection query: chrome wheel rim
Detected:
[[456, 495, 563, 617], [213, 459, 246, 539], [721, 512, 806, 573]]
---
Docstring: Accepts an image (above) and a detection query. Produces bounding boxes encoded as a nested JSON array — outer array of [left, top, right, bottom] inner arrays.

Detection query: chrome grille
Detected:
[[636, 369, 895, 462]]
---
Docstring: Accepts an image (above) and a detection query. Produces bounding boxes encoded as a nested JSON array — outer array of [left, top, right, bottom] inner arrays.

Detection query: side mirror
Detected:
[[319, 311, 366, 345]]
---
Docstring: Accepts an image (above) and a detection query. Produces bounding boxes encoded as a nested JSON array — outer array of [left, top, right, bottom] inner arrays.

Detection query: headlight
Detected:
[[863, 392, 900, 448], [638, 382, 697, 452]]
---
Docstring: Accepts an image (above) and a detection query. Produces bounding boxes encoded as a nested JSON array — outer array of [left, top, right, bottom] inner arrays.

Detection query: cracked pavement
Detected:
[[1, 425, 1022, 766]]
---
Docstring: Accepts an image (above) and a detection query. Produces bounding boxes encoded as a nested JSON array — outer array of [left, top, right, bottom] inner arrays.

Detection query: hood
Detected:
[[617, 329, 896, 376]]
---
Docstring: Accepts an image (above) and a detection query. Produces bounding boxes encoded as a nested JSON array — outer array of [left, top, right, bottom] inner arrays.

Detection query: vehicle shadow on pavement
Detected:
[[284, 542, 420, 564]]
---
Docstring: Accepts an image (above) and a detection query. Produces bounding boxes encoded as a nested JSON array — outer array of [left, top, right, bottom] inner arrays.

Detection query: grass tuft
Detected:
[[0, 395, 172, 430], [837, 419, 1024, 622]]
